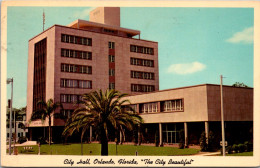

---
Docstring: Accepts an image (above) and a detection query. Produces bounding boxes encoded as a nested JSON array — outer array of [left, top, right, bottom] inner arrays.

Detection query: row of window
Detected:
[[131, 71, 155, 80], [61, 35, 155, 57], [60, 79, 92, 89], [139, 99, 183, 113], [61, 49, 92, 60], [130, 45, 154, 55], [60, 94, 83, 103], [61, 64, 92, 74], [61, 34, 92, 46], [130, 57, 154, 67], [131, 84, 155, 92]]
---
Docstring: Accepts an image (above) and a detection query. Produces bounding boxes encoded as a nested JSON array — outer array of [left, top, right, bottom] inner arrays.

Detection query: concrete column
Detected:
[[184, 122, 188, 147], [205, 121, 209, 143], [159, 123, 163, 146], [89, 126, 92, 143]]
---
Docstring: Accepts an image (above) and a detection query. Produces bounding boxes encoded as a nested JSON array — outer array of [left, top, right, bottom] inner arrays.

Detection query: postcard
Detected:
[[1, 0, 260, 167]]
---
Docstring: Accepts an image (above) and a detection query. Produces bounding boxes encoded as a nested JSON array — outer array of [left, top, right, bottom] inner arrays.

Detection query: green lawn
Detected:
[[226, 152, 253, 156], [10, 143, 200, 156]]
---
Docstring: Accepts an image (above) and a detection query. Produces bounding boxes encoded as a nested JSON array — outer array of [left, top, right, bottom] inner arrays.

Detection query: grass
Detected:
[[7, 143, 200, 156], [226, 152, 253, 156]]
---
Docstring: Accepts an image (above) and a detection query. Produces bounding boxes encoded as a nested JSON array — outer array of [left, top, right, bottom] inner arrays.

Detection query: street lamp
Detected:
[[7, 78, 13, 155]]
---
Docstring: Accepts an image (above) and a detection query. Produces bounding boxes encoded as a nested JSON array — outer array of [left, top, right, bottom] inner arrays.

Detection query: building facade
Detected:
[[6, 112, 28, 142], [26, 7, 253, 146], [125, 84, 253, 145], [26, 7, 159, 140]]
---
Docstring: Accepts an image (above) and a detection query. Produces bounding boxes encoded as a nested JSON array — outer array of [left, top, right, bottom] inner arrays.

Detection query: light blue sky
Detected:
[[6, 7, 254, 108]]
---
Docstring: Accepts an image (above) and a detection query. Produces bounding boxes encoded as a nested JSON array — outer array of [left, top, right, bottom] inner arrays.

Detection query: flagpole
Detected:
[[220, 75, 225, 156]]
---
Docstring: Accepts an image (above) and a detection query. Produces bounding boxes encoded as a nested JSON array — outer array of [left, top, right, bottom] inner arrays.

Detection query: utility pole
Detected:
[[220, 75, 226, 156], [7, 78, 13, 155], [13, 105, 16, 154]]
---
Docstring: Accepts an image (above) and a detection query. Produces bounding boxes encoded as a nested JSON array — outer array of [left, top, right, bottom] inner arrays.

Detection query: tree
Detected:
[[30, 99, 62, 145], [63, 89, 143, 156], [232, 82, 248, 88]]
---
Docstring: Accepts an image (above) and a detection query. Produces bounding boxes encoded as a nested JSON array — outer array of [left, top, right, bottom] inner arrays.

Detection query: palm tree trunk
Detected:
[[81, 136, 83, 155], [48, 116, 51, 145], [100, 128, 108, 156]]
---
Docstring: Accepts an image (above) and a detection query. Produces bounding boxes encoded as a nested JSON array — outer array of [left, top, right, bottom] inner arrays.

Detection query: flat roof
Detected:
[[127, 83, 253, 97], [68, 19, 140, 37], [29, 25, 157, 44]]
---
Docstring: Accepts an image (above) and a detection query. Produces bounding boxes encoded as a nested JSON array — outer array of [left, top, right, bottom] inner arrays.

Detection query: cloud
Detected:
[[73, 7, 96, 19], [167, 61, 206, 75], [226, 27, 254, 44]]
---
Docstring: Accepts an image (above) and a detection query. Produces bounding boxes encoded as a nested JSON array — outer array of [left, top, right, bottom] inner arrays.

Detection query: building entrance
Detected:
[[163, 123, 182, 144]]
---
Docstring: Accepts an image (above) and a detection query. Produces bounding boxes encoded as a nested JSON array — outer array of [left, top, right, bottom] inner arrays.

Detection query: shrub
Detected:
[[226, 146, 232, 154], [244, 141, 249, 152], [248, 142, 253, 152], [232, 144, 239, 153], [199, 132, 207, 151], [18, 136, 27, 144], [208, 131, 217, 152], [238, 144, 245, 153], [38, 137, 47, 145]]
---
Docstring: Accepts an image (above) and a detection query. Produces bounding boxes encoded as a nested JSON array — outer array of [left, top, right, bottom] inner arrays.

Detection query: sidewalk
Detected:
[[6, 141, 37, 149], [194, 151, 221, 156]]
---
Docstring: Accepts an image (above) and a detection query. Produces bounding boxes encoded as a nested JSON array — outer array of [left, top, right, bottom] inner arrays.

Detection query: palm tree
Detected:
[[63, 89, 143, 156], [30, 99, 62, 145]]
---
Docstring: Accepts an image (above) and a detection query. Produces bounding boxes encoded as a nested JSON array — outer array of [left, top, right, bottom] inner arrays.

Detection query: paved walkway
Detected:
[[194, 151, 221, 156], [6, 141, 37, 149]]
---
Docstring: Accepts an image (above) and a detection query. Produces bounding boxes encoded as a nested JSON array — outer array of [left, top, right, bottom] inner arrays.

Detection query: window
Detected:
[[109, 55, 115, 62], [61, 34, 92, 46], [61, 79, 92, 89], [130, 45, 154, 55], [61, 109, 74, 119], [61, 49, 92, 60], [109, 69, 115, 76], [109, 83, 115, 89], [109, 42, 115, 49], [140, 102, 158, 113], [61, 64, 92, 74], [60, 94, 80, 103], [130, 57, 154, 67], [131, 84, 155, 92], [131, 71, 154, 80], [130, 45, 137, 52], [7, 133, 9, 138], [162, 99, 183, 112], [104, 29, 115, 33]]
